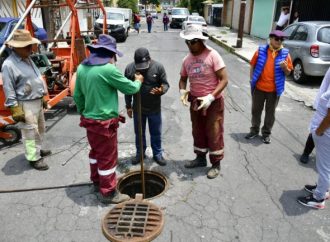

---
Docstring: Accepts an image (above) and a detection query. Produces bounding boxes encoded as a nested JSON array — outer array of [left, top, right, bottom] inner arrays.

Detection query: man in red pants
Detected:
[[179, 25, 228, 179], [74, 35, 143, 204]]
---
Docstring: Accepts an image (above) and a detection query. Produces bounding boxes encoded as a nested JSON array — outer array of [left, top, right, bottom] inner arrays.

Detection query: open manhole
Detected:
[[102, 194, 164, 242], [117, 170, 168, 199]]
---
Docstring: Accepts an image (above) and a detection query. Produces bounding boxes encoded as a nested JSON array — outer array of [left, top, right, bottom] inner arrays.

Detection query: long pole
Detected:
[[137, 91, 146, 198], [236, 0, 246, 48]]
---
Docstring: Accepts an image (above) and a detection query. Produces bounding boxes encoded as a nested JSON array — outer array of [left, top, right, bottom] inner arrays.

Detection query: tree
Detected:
[[117, 0, 138, 12]]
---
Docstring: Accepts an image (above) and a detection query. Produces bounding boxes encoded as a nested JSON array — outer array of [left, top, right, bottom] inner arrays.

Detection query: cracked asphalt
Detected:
[[1, 20, 329, 242]]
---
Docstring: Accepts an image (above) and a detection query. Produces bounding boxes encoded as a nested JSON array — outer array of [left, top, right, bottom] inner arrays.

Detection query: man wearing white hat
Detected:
[[179, 25, 228, 179], [2, 29, 51, 170]]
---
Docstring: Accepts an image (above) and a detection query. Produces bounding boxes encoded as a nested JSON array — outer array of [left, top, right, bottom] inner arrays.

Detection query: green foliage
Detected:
[[178, 0, 203, 13], [117, 0, 138, 12]]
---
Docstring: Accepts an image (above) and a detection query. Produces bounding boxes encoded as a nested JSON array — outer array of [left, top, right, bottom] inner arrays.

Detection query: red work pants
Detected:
[[190, 96, 225, 166], [80, 116, 119, 196]]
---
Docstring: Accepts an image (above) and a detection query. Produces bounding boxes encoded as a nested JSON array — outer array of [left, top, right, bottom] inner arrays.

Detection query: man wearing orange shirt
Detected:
[[245, 30, 293, 144]]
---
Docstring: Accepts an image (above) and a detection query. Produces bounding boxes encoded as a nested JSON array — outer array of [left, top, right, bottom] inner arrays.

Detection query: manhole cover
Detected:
[[117, 170, 168, 199], [102, 194, 164, 242]]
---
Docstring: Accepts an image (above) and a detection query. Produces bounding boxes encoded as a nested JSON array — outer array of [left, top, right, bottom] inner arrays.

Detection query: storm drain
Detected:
[[102, 194, 164, 242], [117, 170, 168, 199]]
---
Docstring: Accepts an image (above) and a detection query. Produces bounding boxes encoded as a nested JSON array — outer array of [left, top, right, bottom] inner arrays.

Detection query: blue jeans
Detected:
[[147, 23, 152, 33], [133, 112, 162, 159], [164, 24, 168, 31]]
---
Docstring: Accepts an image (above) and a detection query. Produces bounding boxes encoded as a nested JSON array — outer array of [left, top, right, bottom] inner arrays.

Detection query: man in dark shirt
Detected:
[[125, 48, 169, 166]]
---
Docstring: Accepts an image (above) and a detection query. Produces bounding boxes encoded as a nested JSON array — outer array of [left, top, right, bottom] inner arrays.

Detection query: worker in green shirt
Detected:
[[74, 35, 144, 204]]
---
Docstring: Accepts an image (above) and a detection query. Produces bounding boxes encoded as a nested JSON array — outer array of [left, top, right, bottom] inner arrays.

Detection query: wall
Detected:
[[250, 0, 275, 39], [0, 0, 43, 28], [231, 0, 254, 33]]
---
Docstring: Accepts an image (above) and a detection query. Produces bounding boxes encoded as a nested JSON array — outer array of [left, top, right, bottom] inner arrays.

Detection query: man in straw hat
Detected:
[[178, 25, 228, 179], [74, 34, 144, 204], [2, 29, 51, 170]]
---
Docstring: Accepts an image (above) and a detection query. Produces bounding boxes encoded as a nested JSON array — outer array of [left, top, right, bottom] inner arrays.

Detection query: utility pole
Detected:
[[235, 0, 246, 48]]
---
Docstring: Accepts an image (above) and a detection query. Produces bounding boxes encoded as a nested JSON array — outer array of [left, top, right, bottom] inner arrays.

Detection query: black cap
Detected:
[[134, 48, 150, 70]]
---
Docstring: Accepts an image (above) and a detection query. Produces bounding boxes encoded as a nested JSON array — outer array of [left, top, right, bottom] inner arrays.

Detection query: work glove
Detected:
[[42, 97, 49, 110], [197, 94, 215, 110], [180, 89, 189, 106], [10, 105, 25, 122]]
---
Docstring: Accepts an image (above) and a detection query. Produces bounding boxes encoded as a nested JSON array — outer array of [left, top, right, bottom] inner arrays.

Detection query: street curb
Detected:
[[209, 35, 250, 63]]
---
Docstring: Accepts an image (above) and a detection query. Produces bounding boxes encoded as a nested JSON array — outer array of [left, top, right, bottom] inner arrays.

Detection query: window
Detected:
[[292, 25, 308, 41], [317, 27, 330, 44], [283, 25, 297, 39]]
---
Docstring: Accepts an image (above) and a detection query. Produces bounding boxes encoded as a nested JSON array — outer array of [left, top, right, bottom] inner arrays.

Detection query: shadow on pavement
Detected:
[[293, 153, 317, 172], [65, 185, 103, 207], [229, 132, 264, 147], [1, 154, 32, 175], [279, 189, 312, 216]]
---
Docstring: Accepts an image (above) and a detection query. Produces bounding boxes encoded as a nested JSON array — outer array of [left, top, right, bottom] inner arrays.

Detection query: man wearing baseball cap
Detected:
[[245, 30, 293, 144], [74, 34, 144, 204], [2, 29, 51, 170], [179, 25, 228, 179], [125, 47, 169, 166]]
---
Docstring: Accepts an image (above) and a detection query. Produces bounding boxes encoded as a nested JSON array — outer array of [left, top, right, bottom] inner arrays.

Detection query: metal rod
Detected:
[[0, 0, 38, 56], [137, 91, 146, 198]]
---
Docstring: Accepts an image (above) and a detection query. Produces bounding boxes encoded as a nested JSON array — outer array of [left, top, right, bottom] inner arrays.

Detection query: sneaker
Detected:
[[304, 184, 330, 199], [300, 153, 310, 164], [40, 149, 52, 157], [153, 156, 167, 166], [297, 195, 325, 209], [184, 155, 207, 168], [30, 158, 49, 170], [98, 190, 130, 204], [131, 154, 146, 165], [207, 165, 220, 179], [262, 136, 271, 144], [245, 132, 258, 139]]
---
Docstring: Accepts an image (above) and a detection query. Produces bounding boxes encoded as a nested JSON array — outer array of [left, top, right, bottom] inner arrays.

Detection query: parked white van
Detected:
[[94, 7, 131, 42]]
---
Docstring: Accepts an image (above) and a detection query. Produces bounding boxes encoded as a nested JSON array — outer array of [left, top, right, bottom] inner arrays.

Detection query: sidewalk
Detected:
[[207, 26, 266, 63]]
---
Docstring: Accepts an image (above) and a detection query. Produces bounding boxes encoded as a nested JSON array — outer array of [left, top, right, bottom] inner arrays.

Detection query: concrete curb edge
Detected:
[[209, 35, 250, 63]]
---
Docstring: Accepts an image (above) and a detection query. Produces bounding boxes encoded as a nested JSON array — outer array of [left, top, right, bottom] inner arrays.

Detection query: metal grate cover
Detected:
[[102, 194, 164, 242]]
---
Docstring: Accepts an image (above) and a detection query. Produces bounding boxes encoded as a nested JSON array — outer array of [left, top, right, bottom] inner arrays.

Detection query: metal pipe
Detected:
[[0, 0, 38, 56], [137, 91, 146, 198]]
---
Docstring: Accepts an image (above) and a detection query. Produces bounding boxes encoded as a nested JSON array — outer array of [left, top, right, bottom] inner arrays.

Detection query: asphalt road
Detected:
[[0, 16, 329, 242]]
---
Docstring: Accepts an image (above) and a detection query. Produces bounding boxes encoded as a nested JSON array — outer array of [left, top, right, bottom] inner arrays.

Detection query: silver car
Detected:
[[283, 21, 330, 83]]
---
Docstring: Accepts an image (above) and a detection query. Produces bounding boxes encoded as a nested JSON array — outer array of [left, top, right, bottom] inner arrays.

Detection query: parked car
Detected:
[[182, 15, 207, 33], [191, 12, 199, 16], [170, 7, 189, 28], [94, 9, 129, 42], [283, 21, 330, 83], [150, 11, 158, 19]]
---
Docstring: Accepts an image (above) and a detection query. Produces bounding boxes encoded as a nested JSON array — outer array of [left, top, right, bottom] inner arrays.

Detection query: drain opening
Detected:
[[117, 171, 168, 199]]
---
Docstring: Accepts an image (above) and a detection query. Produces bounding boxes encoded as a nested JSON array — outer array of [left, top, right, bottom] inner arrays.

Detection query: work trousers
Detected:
[[19, 99, 45, 162], [303, 133, 315, 155], [250, 88, 280, 136], [133, 112, 162, 159], [190, 97, 224, 166], [313, 132, 330, 200], [81, 117, 119, 196]]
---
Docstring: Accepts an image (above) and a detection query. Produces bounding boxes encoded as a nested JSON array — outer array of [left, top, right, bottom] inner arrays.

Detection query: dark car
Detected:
[[283, 21, 330, 83], [0, 17, 48, 69], [0, 17, 48, 49]]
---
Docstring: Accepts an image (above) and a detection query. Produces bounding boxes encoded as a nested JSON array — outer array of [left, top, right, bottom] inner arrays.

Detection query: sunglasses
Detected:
[[272, 36, 284, 42], [185, 39, 200, 46]]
